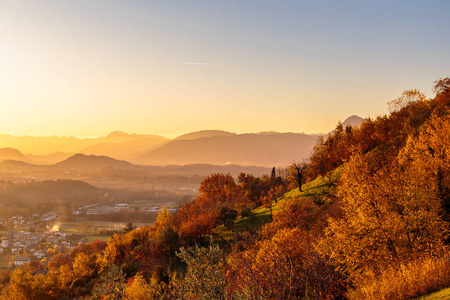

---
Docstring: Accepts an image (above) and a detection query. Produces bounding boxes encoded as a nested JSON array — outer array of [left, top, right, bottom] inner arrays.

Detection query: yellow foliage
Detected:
[[228, 227, 317, 299], [318, 114, 450, 282], [152, 206, 174, 234], [348, 254, 450, 300], [123, 274, 165, 300], [73, 253, 95, 279]]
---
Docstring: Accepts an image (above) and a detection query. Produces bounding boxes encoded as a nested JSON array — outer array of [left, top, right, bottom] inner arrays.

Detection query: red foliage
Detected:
[[69, 239, 107, 260]]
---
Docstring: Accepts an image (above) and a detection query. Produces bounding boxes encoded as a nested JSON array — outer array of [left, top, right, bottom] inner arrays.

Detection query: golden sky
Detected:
[[0, 1, 449, 138]]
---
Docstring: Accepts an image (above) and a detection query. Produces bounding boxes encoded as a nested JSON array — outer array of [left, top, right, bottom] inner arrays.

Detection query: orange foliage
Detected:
[[318, 149, 448, 281], [348, 255, 450, 300], [48, 253, 71, 270], [177, 211, 219, 245], [261, 197, 318, 238], [227, 227, 343, 299], [69, 239, 107, 260], [307, 86, 450, 181]]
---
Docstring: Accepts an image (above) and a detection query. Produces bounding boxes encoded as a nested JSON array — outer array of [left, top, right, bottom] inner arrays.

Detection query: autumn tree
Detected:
[[123, 273, 167, 299], [387, 89, 426, 113], [73, 252, 96, 279], [0, 266, 61, 299], [227, 227, 342, 299], [289, 161, 308, 192], [197, 173, 242, 210], [433, 77, 450, 100], [90, 264, 126, 300], [237, 173, 263, 208], [318, 149, 449, 282], [400, 112, 450, 218], [308, 135, 335, 182], [174, 173, 246, 245], [174, 242, 227, 299], [261, 197, 318, 238]]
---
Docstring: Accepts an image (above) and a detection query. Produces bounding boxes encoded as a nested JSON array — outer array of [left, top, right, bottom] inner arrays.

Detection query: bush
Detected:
[[240, 207, 253, 218], [348, 255, 450, 300]]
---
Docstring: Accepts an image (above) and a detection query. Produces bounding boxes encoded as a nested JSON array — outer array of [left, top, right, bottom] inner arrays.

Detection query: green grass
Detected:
[[212, 207, 272, 241], [414, 288, 450, 299], [281, 166, 343, 205], [211, 167, 344, 243]]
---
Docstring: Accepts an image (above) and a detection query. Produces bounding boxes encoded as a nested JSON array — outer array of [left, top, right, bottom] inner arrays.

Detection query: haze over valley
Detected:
[[0, 115, 363, 222], [1, 1, 449, 298]]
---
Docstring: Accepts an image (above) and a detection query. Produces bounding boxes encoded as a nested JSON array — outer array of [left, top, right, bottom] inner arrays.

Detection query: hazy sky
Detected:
[[1, 1, 449, 138]]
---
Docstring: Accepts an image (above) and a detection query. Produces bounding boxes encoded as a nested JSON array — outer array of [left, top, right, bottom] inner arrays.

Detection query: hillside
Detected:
[[0, 132, 168, 156], [175, 130, 237, 140], [134, 132, 319, 167], [79, 136, 169, 160], [53, 153, 134, 170], [0, 179, 103, 211], [342, 115, 364, 128], [329, 115, 365, 134], [0, 119, 367, 166], [0, 147, 35, 164], [2, 80, 450, 299]]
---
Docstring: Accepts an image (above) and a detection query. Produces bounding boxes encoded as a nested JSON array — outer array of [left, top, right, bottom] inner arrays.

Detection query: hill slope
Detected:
[[0, 132, 168, 156], [134, 132, 319, 167], [0, 147, 35, 164], [80, 136, 169, 160], [342, 115, 364, 128], [54, 154, 134, 170], [175, 130, 237, 141]]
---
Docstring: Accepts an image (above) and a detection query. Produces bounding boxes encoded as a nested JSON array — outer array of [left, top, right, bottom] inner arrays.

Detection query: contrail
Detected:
[[182, 62, 223, 66]]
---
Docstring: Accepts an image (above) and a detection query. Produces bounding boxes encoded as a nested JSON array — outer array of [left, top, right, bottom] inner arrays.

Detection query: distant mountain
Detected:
[[105, 131, 165, 143], [80, 136, 169, 160], [329, 115, 365, 135], [0, 179, 102, 206], [342, 115, 364, 128], [54, 154, 134, 170], [0, 160, 35, 168], [0, 132, 168, 156], [0, 147, 35, 164], [134, 133, 319, 167], [175, 130, 236, 140]]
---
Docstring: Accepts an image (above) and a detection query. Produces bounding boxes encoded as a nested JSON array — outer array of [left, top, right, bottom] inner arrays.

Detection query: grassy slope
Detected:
[[212, 167, 343, 241], [281, 166, 342, 204], [414, 288, 450, 300]]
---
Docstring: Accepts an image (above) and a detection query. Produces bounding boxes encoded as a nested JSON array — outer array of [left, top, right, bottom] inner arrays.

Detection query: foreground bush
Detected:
[[348, 255, 450, 300]]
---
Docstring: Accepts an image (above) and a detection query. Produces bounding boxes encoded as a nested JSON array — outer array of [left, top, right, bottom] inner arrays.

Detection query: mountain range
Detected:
[[0, 116, 364, 167]]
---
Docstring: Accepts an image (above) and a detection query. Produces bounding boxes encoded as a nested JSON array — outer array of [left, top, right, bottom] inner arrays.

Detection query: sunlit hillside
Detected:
[[0, 79, 449, 299], [0, 1, 449, 299]]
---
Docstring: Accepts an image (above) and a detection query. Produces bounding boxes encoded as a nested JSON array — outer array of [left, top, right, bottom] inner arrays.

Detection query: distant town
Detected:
[[0, 203, 170, 269]]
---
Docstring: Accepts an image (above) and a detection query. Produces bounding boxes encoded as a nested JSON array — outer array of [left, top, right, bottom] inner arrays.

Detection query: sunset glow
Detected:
[[0, 1, 449, 138]]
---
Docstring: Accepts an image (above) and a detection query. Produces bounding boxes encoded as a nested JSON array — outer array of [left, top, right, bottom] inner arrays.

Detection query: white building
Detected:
[[13, 256, 30, 266], [34, 251, 46, 259], [1, 239, 9, 248]]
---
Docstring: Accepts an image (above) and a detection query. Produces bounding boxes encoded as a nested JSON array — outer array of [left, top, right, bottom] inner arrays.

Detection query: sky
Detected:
[[0, 0, 449, 138]]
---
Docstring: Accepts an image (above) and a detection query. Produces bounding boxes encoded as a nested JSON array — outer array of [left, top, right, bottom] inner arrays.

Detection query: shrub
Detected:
[[348, 254, 450, 300]]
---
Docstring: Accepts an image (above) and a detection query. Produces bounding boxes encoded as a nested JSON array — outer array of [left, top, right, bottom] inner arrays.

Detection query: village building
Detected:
[[34, 250, 46, 259], [1, 239, 9, 248], [13, 256, 30, 266]]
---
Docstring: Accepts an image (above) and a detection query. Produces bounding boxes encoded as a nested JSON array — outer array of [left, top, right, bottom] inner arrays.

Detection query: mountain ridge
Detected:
[[0, 115, 362, 166], [134, 132, 320, 167]]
